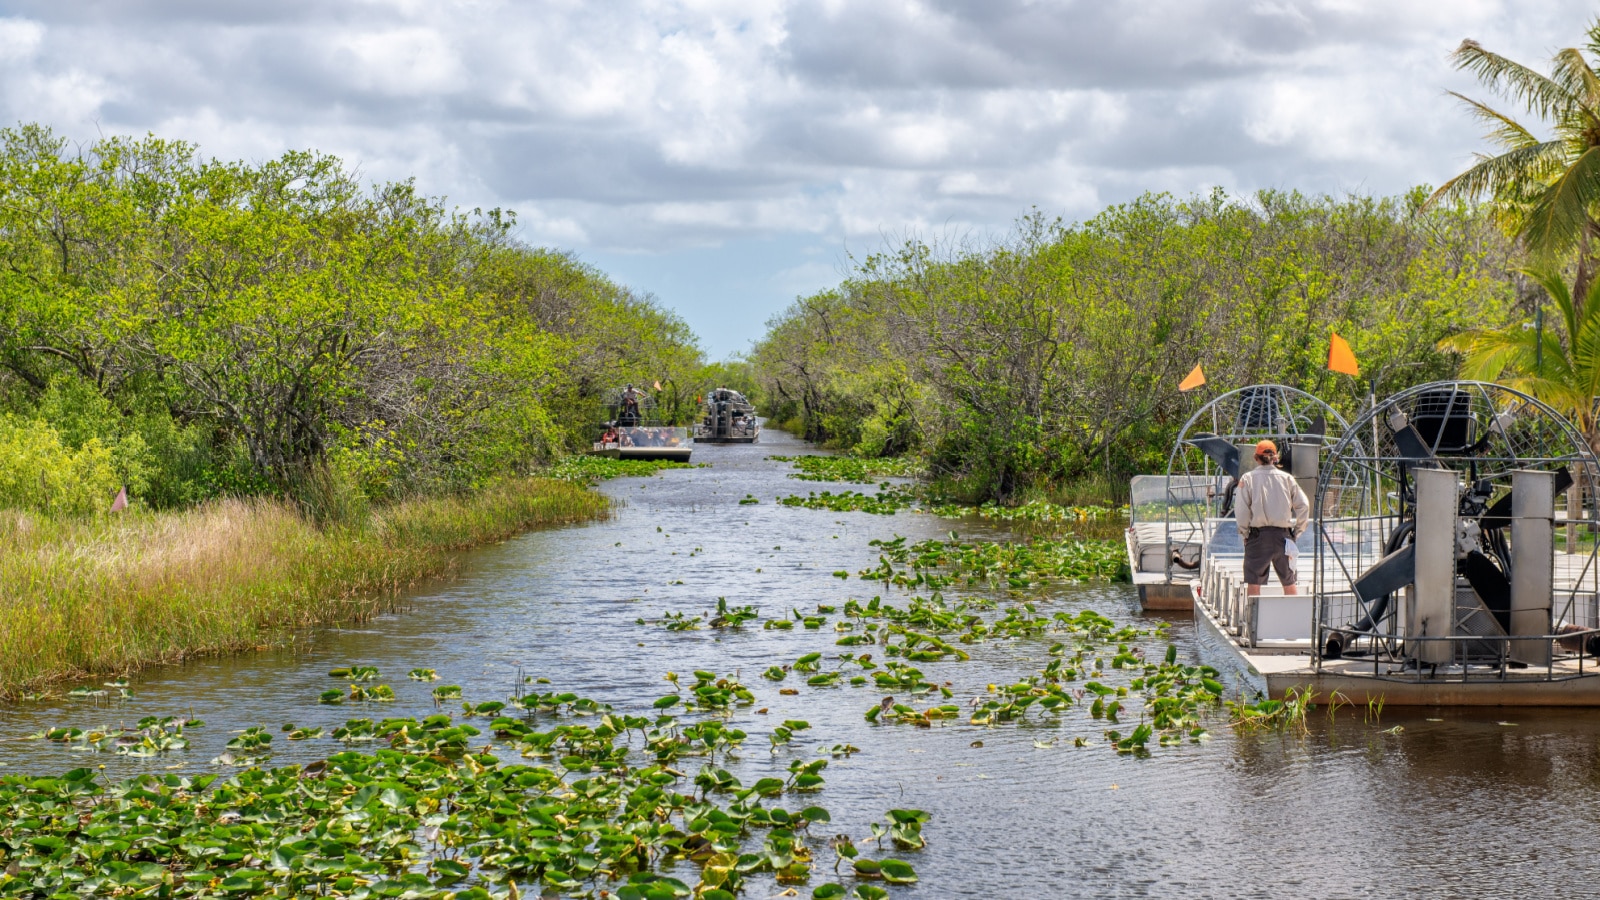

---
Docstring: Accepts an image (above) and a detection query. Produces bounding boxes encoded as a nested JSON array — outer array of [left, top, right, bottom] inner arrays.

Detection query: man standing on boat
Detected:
[[621, 384, 643, 425], [1235, 440, 1309, 597]]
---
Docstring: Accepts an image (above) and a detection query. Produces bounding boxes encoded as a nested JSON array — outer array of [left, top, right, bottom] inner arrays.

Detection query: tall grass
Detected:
[[0, 477, 607, 697]]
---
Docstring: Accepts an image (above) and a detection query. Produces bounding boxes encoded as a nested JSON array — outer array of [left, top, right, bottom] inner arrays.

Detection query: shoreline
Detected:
[[0, 476, 609, 699]]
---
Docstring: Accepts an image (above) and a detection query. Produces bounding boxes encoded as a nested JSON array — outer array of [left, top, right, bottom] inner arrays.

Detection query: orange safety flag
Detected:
[[110, 485, 128, 513], [1328, 333, 1359, 376], [1178, 363, 1206, 392], [653, 380, 662, 391]]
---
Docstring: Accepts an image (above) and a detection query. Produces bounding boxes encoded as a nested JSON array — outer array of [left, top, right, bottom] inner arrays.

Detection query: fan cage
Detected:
[[1312, 381, 1600, 678], [1136, 385, 1351, 582]]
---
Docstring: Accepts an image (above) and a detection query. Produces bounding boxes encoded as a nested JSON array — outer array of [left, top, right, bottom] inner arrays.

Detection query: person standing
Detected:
[[1235, 440, 1310, 596]]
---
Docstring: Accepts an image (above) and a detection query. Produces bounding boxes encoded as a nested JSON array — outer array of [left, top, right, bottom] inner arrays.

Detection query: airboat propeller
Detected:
[[1316, 382, 1599, 667]]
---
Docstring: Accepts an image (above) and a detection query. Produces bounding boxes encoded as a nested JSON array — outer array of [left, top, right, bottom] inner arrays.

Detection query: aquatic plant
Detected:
[[27, 716, 198, 757], [1, 673, 934, 900], [778, 486, 917, 515], [860, 534, 1129, 587], [1226, 687, 1316, 733], [546, 455, 700, 482], [768, 455, 926, 483]]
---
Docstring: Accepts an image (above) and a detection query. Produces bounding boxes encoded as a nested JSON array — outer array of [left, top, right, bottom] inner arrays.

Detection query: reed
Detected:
[[0, 477, 607, 697]]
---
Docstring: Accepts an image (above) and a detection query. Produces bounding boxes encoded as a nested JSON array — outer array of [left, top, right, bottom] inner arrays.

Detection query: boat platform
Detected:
[[1194, 550, 1600, 706], [1127, 521, 1201, 611]]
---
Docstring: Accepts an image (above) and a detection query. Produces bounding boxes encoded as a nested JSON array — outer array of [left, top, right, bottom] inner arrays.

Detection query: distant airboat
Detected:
[[590, 389, 692, 463]]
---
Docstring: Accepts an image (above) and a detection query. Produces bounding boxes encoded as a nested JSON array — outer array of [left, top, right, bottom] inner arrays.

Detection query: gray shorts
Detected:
[[1242, 526, 1296, 586]]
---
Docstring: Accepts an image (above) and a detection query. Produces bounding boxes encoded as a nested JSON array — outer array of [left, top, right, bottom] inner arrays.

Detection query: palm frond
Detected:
[[1427, 141, 1566, 207], [1448, 92, 1542, 150], [1520, 265, 1579, 341], [1551, 48, 1600, 118], [1454, 39, 1583, 122], [1521, 145, 1600, 258], [1438, 328, 1534, 381]]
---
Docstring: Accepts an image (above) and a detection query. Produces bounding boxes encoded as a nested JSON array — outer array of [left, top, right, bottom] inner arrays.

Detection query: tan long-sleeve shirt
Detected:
[[1235, 465, 1309, 539]]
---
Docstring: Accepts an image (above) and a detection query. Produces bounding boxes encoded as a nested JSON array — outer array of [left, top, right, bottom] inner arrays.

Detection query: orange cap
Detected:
[[1254, 440, 1278, 457]]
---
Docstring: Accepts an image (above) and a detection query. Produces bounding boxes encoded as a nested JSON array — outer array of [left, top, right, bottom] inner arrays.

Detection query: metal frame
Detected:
[[1311, 381, 1600, 682], [1159, 385, 1352, 580]]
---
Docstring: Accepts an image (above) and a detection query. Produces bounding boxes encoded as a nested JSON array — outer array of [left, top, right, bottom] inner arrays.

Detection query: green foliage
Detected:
[[0, 124, 703, 515], [752, 191, 1513, 502], [1442, 266, 1600, 451], [0, 416, 123, 516]]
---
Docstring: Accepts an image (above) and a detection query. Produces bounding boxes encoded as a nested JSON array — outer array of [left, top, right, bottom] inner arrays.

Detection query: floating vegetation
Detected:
[[769, 455, 926, 483], [1226, 687, 1316, 733], [547, 454, 701, 482], [27, 716, 198, 756], [638, 600, 760, 630], [711, 597, 759, 627], [860, 534, 1129, 587], [211, 725, 272, 766], [928, 499, 1129, 539], [779, 486, 918, 515], [329, 665, 380, 681], [3, 680, 930, 900], [928, 498, 1121, 523], [346, 683, 397, 702], [408, 668, 439, 681], [739, 493, 760, 504]]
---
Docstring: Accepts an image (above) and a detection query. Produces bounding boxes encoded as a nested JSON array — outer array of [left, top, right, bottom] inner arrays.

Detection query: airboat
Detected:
[[694, 388, 760, 444], [590, 389, 692, 462], [1192, 381, 1600, 706], [1127, 385, 1350, 611]]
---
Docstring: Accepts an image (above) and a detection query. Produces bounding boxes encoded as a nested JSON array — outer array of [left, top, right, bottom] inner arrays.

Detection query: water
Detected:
[[4, 428, 1599, 897]]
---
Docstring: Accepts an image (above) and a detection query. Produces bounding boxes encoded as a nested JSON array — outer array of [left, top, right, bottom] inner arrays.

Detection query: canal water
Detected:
[[4, 427, 1600, 897]]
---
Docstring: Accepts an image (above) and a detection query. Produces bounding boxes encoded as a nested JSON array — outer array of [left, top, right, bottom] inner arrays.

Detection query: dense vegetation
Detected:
[[750, 191, 1519, 503], [0, 124, 704, 517]]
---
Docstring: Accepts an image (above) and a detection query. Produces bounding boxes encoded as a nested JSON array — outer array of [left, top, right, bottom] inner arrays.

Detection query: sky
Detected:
[[0, 1, 1595, 357]]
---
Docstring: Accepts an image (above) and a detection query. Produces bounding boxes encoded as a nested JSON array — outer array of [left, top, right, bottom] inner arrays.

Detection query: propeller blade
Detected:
[[1186, 435, 1240, 480], [1352, 543, 1416, 605], [1391, 423, 1436, 463], [1301, 414, 1327, 444], [1479, 466, 1573, 531], [1459, 550, 1511, 633]]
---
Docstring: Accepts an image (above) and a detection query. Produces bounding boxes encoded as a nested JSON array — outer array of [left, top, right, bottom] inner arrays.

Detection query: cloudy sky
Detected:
[[0, 1, 1594, 356]]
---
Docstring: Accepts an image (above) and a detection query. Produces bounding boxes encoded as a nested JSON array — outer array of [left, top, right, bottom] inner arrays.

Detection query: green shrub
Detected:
[[0, 416, 123, 515]]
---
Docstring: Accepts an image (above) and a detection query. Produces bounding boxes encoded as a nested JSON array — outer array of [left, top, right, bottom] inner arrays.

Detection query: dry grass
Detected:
[[0, 477, 607, 697]]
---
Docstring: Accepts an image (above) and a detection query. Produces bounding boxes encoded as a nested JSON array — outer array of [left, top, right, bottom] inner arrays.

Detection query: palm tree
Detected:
[[1438, 267, 1600, 453], [1427, 21, 1600, 302]]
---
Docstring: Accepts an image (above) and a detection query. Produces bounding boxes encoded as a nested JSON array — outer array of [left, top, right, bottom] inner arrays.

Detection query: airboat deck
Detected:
[[590, 442, 693, 463], [1173, 381, 1600, 707], [1127, 521, 1201, 609]]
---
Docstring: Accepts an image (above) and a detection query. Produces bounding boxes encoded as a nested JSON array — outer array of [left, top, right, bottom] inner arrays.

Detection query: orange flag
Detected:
[[653, 380, 662, 391], [1328, 333, 1359, 376], [110, 485, 128, 513], [1179, 363, 1206, 392]]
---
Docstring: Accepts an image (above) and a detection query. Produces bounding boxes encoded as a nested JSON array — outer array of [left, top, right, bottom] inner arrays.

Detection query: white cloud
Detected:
[[0, 17, 43, 62], [1, 0, 1597, 353]]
